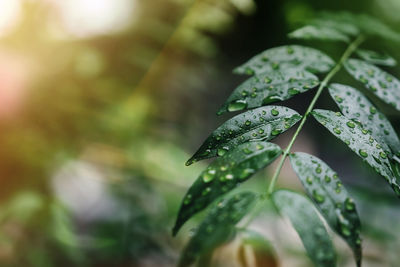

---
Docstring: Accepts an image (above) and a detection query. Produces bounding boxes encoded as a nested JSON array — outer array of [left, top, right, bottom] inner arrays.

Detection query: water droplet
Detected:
[[272, 62, 280, 70], [359, 76, 368, 84], [271, 108, 279, 116], [217, 147, 229, 157], [315, 166, 322, 174], [271, 129, 282, 136], [202, 187, 211, 196], [334, 127, 342, 135], [346, 121, 355, 128], [306, 177, 313, 185], [313, 190, 325, 203], [258, 129, 265, 134], [379, 151, 387, 159], [220, 165, 228, 171], [201, 149, 211, 156], [356, 238, 361, 245], [245, 68, 254, 75], [287, 46, 294, 54], [228, 100, 247, 112], [289, 88, 300, 95], [335, 95, 343, 103], [370, 106, 377, 114], [345, 197, 355, 211], [242, 147, 253, 155], [341, 224, 351, 237], [264, 77, 272, 83], [245, 120, 251, 126], [184, 194, 192, 205], [203, 169, 216, 183], [324, 176, 331, 183], [359, 149, 368, 158], [256, 144, 264, 150], [386, 75, 393, 82], [251, 92, 257, 98], [361, 129, 368, 135], [225, 174, 234, 180]]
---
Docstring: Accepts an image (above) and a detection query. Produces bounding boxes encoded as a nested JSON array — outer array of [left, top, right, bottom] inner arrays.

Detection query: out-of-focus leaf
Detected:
[[356, 49, 397, 66], [178, 191, 256, 267], [217, 70, 319, 115], [174, 142, 281, 235], [186, 106, 300, 165], [312, 109, 400, 196], [272, 190, 336, 267], [288, 25, 350, 42], [344, 59, 400, 112], [233, 45, 335, 76], [290, 152, 362, 266], [309, 17, 359, 36], [239, 229, 278, 267], [328, 83, 400, 157]]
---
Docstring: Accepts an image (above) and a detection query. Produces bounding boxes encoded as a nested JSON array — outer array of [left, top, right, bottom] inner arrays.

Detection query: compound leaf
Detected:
[[290, 152, 362, 266], [174, 141, 281, 235], [234, 45, 334, 76], [356, 49, 397, 66], [312, 109, 400, 196], [217, 70, 319, 115], [186, 106, 300, 166], [272, 190, 337, 267], [178, 191, 256, 267], [288, 25, 350, 43], [329, 83, 400, 157], [344, 59, 400, 111]]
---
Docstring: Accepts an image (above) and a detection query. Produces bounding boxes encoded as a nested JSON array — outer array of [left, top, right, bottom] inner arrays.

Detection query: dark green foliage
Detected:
[[290, 152, 362, 265], [174, 141, 281, 235], [233, 45, 334, 76], [272, 190, 337, 267], [178, 191, 256, 267], [186, 106, 300, 166], [312, 109, 400, 195], [176, 10, 400, 267]]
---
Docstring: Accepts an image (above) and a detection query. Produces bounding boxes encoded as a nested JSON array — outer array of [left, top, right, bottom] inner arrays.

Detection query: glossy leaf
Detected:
[[186, 106, 300, 166], [178, 191, 256, 267], [174, 141, 281, 235], [309, 17, 359, 37], [356, 49, 397, 66], [217, 70, 319, 115], [233, 45, 335, 76], [272, 190, 336, 267], [288, 25, 350, 42], [344, 59, 400, 111], [290, 152, 362, 266], [312, 109, 400, 196], [329, 83, 400, 157]]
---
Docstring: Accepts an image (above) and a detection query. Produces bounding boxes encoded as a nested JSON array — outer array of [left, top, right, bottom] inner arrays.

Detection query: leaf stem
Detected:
[[266, 35, 365, 196]]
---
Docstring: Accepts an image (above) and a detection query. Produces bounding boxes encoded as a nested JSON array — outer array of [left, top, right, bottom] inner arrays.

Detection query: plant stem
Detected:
[[266, 35, 365, 196]]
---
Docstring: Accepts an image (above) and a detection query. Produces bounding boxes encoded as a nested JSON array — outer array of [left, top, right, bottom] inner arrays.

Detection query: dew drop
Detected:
[[271, 129, 282, 136], [184, 194, 192, 205], [379, 151, 387, 159], [228, 100, 247, 112], [324, 175, 331, 183], [346, 121, 355, 128], [344, 197, 355, 211], [271, 108, 280, 116], [313, 190, 325, 203], [335, 95, 343, 103], [306, 177, 313, 185], [359, 149, 368, 158], [264, 77, 272, 83], [202, 187, 211, 196], [334, 127, 342, 135], [341, 224, 351, 237], [217, 147, 229, 157], [225, 174, 234, 180], [289, 88, 300, 95], [370, 106, 377, 114], [245, 120, 251, 126], [315, 166, 322, 174]]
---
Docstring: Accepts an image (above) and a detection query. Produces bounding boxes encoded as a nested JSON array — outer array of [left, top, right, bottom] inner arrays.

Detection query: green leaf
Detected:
[[328, 83, 400, 157], [174, 141, 281, 236], [233, 45, 335, 76], [356, 49, 397, 66], [178, 191, 256, 267], [312, 109, 400, 196], [186, 106, 300, 165], [217, 70, 319, 115], [288, 25, 350, 43], [313, 11, 400, 42], [272, 190, 337, 267], [344, 59, 400, 111], [309, 17, 359, 36], [290, 152, 362, 266]]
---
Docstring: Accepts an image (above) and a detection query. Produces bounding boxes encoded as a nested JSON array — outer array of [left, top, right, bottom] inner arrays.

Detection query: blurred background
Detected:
[[0, 0, 400, 266]]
